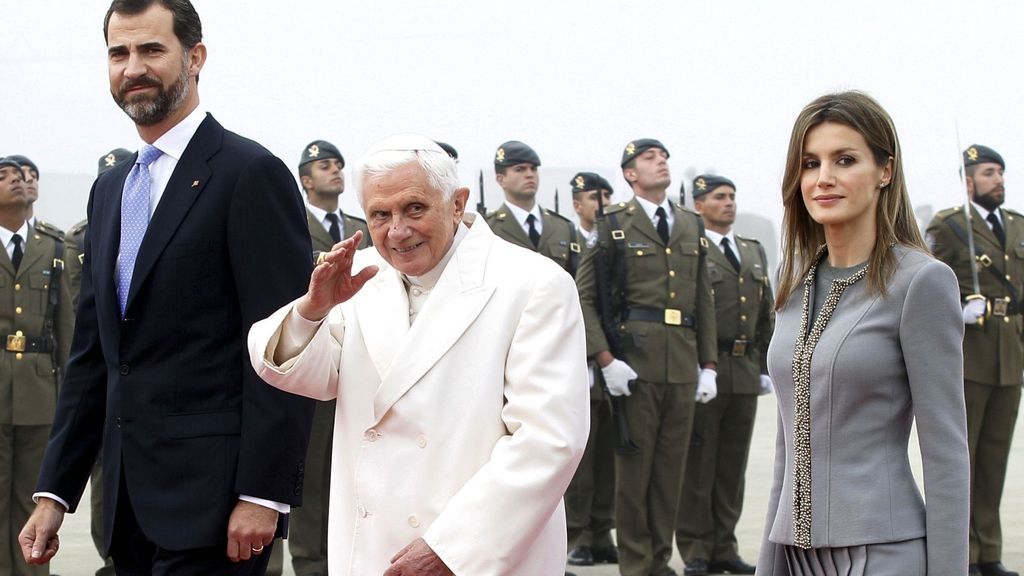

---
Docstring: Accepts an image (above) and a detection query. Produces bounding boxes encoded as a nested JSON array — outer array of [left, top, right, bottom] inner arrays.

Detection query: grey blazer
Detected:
[[757, 245, 969, 573]]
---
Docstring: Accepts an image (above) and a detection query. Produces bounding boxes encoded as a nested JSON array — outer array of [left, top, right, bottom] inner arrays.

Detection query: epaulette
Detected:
[[485, 209, 507, 222], [604, 201, 629, 215], [735, 234, 761, 244], [343, 213, 367, 225], [35, 220, 66, 241], [677, 204, 701, 217], [1004, 208, 1023, 218], [543, 209, 575, 225], [935, 206, 963, 220], [68, 219, 89, 238]]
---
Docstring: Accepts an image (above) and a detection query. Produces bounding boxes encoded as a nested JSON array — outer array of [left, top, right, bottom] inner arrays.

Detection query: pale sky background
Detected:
[[2, 0, 1021, 252]]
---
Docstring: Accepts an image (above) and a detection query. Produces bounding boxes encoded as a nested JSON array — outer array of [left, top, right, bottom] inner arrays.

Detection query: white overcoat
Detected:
[[249, 218, 590, 575]]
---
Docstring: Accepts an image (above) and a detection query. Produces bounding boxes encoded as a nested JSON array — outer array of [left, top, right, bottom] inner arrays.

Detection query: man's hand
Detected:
[[384, 538, 453, 576], [695, 367, 718, 404], [296, 230, 379, 320], [601, 358, 637, 397], [19, 498, 65, 565], [962, 297, 987, 325], [226, 500, 278, 563]]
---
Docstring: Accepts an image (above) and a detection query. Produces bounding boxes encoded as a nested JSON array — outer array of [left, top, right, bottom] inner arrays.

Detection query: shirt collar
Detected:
[[634, 194, 672, 221], [404, 221, 469, 288], [305, 201, 339, 223], [971, 201, 1001, 225], [140, 105, 207, 161], [703, 228, 735, 247], [0, 220, 30, 246], [504, 201, 543, 228]]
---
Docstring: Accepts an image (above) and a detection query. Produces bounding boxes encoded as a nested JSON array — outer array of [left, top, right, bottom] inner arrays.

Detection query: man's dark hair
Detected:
[[104, 0, 203, 50], [495, 165, 508, 176], [298, 163, 313, 183]]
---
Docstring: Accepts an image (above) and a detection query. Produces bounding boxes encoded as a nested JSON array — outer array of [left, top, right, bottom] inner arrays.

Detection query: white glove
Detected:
[[759, 374, 774, 396], [962, 298, 986, 325], [601, 359, 637, 397], [695, 368, 718, 404]]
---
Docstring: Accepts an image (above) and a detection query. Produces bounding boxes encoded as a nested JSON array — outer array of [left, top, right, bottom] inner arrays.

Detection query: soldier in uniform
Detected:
[[0, 157, 73, 576], [565, 172, 617, 567], [275, 139, 371, 576], [926, 145, 1021, 576], [676, 175, 774, 576], [63, 148, 132, 576], [5, 156, 64, 244], [576, 139, 718, 576], [486, 140, 580, 275]]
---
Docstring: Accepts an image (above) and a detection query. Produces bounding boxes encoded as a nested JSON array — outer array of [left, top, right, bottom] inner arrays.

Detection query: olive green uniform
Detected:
[[275, 208, 371, 576], [576, 198, 717, 576], [927, 205, 1024, 565], [565, 230, 617, 556], [1, 223, 72, 576], [676, 234, 773, 565], [485, 203, 579, 275]]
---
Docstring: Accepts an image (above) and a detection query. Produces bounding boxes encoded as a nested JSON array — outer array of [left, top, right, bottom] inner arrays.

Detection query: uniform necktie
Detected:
[[655, 206, 670, 244], [526, 213, 541, 248], [987, 212, 1006, 248], [325, 212, 342, 243], [721, 237, 741, 271], [11, 233, 23, 271], [117, 144, 163, 316]]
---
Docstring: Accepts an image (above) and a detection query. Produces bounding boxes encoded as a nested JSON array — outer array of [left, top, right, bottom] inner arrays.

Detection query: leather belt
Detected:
[[990, 297, 1020, 317], [718, 339, 749, 357], [625, 307, 695, 328], [5, 333, 54, 353]]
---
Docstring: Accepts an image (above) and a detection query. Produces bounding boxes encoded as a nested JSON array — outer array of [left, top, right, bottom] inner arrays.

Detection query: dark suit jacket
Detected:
[[36, 114, 315, 552]]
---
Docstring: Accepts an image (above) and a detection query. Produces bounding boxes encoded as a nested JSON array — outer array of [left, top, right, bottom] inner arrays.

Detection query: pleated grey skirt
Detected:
[[783, 538, 925, 576]]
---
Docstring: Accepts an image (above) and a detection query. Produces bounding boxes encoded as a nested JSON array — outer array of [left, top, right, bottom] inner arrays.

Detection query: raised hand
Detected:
[[296, 230, 379, 320]]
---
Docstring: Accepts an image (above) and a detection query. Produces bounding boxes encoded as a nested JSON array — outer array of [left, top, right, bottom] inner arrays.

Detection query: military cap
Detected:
[[692, 174, 736, 199], [963, 144, 1005, 170], [620, 138, 669, 168], [5, 154, 38, 176], [299, 140, 345, 169], [494, 140, 541, 167], [0, 157, 23, 171], [570, 172, 612, 195], [98, 148, 133, 176], [435, 141, 458, 160]]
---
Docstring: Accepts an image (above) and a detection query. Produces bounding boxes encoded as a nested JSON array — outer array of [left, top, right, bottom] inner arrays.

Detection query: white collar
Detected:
[[306, 201, 340, 223], [0, 220, 30, 244], [634, 194, 672, 221], [704, 228, 736, 247], [504, 201, 543, 228], [404, 221, 470, 288], [138, 104, 208, 160]]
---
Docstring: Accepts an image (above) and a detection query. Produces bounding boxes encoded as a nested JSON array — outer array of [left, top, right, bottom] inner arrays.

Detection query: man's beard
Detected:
[[113, 64, 190, 127], [974, 187, 1005, 211]]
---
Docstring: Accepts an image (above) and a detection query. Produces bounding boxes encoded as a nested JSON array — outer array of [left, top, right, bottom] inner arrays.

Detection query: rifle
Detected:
[[554, 187, 560, 214], [477, 169, 486, 215], [593, 199, 640, 456]]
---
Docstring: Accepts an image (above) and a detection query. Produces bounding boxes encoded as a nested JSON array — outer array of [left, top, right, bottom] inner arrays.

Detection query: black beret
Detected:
[[964, 144, 1005, 170], [5, 154, 37, 175], [0, 157, 23, 172], [435, 141, 458, 160], [571, 172, 612, 195], [692, 174, 736, 199], [299, 140, 345, 169], [494, 140, 540, 167], [98, 148, 134, 177], [620, 138, 669, 168]]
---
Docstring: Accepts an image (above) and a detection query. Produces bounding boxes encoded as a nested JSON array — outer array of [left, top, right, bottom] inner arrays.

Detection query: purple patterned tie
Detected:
[[117, 144, 163, 316]]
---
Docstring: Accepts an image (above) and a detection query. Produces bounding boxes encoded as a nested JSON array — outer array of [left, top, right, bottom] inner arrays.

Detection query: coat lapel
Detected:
[[494, 204, 534, 250], [14, 229, 46, 281], [371, 219, 496, 425], [306, 210, 335, 253], [627, 198, 663, 246], [707, 239, 735, 276], [355, 260, 411, 382], [969, 205, 1001, 253], [124, 116, 218, 314]]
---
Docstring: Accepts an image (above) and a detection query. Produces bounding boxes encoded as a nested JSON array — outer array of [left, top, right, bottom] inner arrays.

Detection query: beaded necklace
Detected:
[[791, 246, 869, 549]]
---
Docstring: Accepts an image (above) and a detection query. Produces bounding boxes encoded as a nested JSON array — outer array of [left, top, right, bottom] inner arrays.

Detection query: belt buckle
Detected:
[[977, 254, 993, 268], [993, 298, 1009, 317], [731, 339, 748, 357], [6, 334, 26, 353], [664, 309, 682, 326]]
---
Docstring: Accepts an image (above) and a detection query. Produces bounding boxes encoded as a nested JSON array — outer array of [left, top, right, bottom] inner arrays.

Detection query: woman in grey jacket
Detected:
[[756, 91, 969, 575]]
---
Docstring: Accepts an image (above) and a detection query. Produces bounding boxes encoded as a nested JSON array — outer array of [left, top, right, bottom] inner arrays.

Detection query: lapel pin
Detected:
[[191, 180, 200, 188]]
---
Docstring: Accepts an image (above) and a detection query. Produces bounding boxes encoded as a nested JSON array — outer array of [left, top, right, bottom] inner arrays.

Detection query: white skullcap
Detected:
[[362, 133, 445, 157]]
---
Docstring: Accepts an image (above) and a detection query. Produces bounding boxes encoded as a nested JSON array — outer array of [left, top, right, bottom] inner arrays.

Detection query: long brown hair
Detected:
[[775, 91, 926, 310]]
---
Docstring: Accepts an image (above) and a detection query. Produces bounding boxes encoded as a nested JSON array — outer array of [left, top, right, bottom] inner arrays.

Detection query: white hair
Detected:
[[355, 134, 460, 205]]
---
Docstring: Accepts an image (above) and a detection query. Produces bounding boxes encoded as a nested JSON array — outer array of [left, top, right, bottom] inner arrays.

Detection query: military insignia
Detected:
[[104, 154, 118, 167], [574, 175, 585, 191], [696, 178, 707, 191], [307, 144, 320, 159], [967, 147, 978, 161], [625, 142, 637, 156], [495, 148, 505, 163]]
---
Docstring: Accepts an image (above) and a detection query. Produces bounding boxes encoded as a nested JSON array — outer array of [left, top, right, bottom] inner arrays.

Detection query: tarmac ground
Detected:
[[44, 394, 1023, 575]]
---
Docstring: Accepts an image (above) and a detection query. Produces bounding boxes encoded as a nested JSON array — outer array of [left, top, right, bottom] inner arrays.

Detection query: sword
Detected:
[[957, 120, 987, 325]]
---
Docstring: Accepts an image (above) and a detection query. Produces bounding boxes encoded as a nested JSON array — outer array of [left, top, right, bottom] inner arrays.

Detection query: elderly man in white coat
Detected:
[[248, 134, 589, 575]]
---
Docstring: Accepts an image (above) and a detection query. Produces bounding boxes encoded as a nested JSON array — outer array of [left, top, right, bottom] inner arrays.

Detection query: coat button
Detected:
[[408, 514, 420, 528], [116, 417, 122, 428], [416, 435, 427, 448], [119, 364, 130, 375], [357, 505, 368, 518], [15, 306, 22, 314], [16, 352, 23, 360], [365, 429, 379, 442], [14, 283, 20, 291]]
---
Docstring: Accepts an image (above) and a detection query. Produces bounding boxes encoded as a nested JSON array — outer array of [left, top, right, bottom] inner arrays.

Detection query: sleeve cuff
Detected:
[[270, 307, 324, 366], [32, 492, 70, 511], [239, 495, 290, 515]]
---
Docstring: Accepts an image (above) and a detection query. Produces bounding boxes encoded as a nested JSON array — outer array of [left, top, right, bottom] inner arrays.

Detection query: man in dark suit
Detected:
[[18, 1, 314, 573]]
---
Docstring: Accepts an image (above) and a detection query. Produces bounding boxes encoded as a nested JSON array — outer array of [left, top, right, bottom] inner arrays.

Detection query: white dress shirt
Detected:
[[306, 202, 346, 239], [504, 202, 544, 237], [0, 221, 29, 261], [704, 228, 741, 265], [634, 195, 675, 233]]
